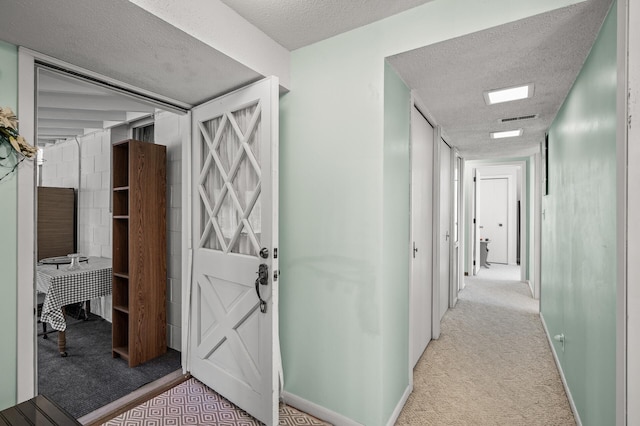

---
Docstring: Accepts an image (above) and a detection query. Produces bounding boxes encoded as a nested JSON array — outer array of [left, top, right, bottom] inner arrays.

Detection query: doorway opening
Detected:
[[33, 65, 184, 419], [467, 162, 529, 287]]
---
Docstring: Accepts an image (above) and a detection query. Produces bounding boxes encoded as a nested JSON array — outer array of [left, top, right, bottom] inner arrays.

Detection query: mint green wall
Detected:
[[381, 62, 410, 422], [0, 40, 18, 410], [541, 3, 617, 425], [279, 1, 584, 424]]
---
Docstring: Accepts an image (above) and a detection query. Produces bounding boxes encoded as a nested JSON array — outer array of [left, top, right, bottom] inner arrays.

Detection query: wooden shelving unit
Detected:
[[112, 139, 167, 367]]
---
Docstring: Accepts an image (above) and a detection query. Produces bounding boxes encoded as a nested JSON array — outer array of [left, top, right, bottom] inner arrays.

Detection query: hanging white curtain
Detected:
[[201, 102, 261, 256]]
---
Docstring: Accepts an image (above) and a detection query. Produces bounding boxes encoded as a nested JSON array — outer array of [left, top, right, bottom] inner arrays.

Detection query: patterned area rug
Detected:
[[102, 378, 330, 426]]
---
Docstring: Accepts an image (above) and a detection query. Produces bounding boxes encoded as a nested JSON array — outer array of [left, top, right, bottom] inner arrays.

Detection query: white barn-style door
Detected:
[[190, 77, 280, 426]]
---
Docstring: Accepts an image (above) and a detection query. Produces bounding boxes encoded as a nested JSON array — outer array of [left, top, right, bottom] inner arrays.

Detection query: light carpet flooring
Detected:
[[476, 263, 521, 281], [396, 273, 576, 425]]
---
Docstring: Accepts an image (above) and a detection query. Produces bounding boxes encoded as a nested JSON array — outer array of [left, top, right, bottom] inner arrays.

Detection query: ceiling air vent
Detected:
[[500, 114, 538, 123]]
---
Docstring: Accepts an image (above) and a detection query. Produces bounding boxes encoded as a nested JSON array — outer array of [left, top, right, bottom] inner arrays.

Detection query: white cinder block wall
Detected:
[[78, 130, 112, 259], [40, 140, 79, 189], [41, 129, 113, 321], [40, 115, 183, 351], [154, 111, 183, 351]]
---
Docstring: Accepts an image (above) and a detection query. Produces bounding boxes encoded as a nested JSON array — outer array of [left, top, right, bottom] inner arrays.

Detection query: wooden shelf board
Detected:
[[113, 305, 129, 314], [113, 186, 130, 192], [113, 272, 129, 279], [113, 215, 129, 220], [112, 346, 130, 360]]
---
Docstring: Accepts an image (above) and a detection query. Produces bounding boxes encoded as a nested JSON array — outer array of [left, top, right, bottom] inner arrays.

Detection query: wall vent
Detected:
[[500, 114, 538, 123]]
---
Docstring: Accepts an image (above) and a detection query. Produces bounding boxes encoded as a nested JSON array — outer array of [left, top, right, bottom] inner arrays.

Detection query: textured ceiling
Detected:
[[388, 0, 613, 159], [0, 0, 614, 160], [0, 0, 261, 107], [219, 0, 434, 50]]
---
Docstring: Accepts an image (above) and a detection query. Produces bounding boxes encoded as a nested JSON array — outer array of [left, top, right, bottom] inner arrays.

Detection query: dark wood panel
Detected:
[[0, 395, 81, 426], [112, 139, 167, 367], [37, 187, 76, 261]]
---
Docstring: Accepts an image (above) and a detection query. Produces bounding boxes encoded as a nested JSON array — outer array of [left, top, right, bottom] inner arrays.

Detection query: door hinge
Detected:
[[473, 218, 476, 224], [273, 248, 278, 259], [473, 177, 476, 182], [473, 261, 476, 266]]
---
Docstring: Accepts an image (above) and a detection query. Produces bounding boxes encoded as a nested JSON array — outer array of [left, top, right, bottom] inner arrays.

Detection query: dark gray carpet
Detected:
[[38, 313, 181, 419]]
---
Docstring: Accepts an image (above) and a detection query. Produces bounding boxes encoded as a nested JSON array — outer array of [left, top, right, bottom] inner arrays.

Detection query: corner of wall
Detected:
[[381, 61, 411, 425], [0, 39, 19, 410]]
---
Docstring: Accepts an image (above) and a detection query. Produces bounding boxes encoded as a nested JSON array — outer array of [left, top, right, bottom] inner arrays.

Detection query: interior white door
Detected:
[[439, 140, 451, 320], [190, 77, 279, 426], [478, 178, 508, 264], [410, 106, 433, 367]]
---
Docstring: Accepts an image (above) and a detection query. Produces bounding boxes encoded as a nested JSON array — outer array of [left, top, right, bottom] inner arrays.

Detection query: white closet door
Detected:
[[410, 107, 434, 367], [439, 140, 451, 320]]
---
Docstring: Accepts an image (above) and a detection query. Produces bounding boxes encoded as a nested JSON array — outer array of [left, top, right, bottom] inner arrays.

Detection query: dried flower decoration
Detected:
[[0, 107, 37, 158], [0, 107, 37, 182]]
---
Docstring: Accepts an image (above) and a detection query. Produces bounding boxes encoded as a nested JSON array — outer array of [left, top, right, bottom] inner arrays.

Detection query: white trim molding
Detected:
[[281, 392, 364, 426], [16, 47, 36, 402], [540, 314, 582, 426], [385, 385, 412, 426]]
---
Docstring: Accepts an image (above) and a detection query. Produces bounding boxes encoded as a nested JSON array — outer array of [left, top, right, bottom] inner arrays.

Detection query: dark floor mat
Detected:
[[38, 313, 181, 419]]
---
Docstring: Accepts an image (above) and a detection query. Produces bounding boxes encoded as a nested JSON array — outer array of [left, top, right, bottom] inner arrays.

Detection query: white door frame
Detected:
[[16, 49, 36, 402], [463, 160, 530, 288], [15, 48, 192, 402], [476, 174, 512, 265], [451, 150, 462, 307]]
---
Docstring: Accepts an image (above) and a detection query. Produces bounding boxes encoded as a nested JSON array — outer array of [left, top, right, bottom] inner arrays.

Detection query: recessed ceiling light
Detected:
[[491, 129, 523, 139], [484, 83, 534, 105]]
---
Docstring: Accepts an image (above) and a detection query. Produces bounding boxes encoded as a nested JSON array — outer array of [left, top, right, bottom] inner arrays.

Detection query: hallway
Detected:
[[396, 274, 575, 425]]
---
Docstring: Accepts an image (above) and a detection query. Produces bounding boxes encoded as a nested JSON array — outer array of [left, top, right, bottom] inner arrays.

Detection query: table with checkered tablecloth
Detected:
[[37, 256, 112, 332]]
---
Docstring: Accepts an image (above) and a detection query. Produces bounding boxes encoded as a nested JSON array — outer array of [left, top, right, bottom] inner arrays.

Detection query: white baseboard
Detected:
[[525, 279, 534, 298], [281, 391, 363, 426], [385, 385, 412, 426], [540, 313, 582, 426]]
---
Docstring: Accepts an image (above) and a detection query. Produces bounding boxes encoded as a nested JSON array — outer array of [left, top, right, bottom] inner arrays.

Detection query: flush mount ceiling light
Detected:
[[484, 83, 534, 105], [491, 129, 523, 139]]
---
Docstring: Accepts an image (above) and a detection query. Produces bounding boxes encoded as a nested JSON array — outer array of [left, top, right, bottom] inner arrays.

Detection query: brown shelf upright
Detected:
[[111, 139, 167, 367]]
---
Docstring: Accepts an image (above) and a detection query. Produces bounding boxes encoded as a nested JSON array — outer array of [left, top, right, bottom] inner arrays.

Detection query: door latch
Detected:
[[259, 247, 269, 259], [258, 263, 268, 285], [255, 263, 269, 313]]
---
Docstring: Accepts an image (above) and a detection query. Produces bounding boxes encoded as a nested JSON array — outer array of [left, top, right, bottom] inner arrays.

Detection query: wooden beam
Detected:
[[38, 107, 128, 121]]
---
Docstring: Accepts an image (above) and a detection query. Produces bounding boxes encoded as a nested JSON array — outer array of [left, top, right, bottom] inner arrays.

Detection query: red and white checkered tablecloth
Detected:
[[36, 257, 112, 331]]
